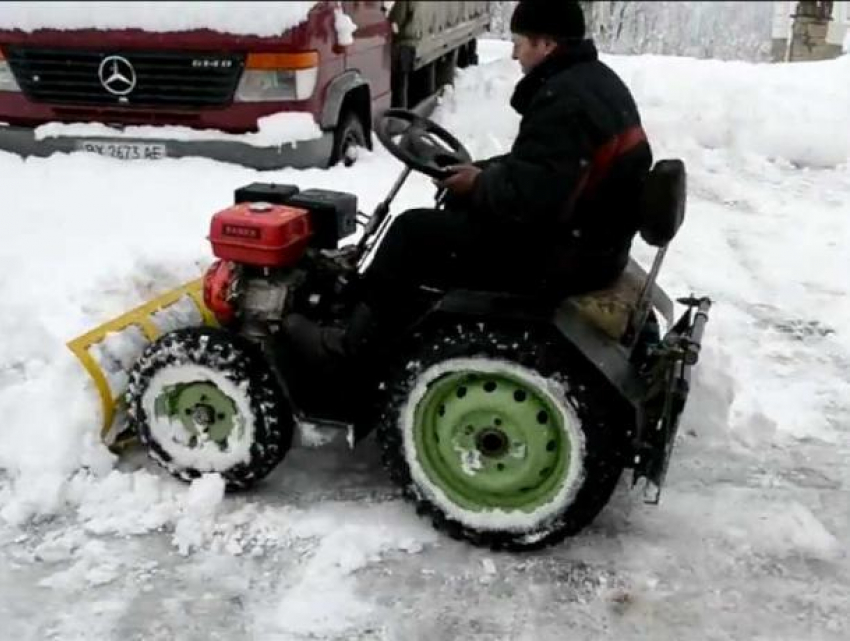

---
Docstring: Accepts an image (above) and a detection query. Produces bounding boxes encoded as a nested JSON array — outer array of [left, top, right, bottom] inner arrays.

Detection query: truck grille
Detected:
[[5, 47, 245, 109]]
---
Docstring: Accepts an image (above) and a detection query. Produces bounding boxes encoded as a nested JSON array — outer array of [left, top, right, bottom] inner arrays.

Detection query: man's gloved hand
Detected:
[[436, 164, 482, 197]]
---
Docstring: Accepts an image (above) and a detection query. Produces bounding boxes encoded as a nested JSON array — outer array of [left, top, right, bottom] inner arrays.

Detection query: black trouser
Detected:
[[359, 207, 621, 308], [358, 208, 540, 319], [354, 207, 622, 345]]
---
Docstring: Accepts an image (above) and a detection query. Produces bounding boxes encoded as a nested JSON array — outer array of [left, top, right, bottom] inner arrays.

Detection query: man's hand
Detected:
[[436, 164, 482, 197]]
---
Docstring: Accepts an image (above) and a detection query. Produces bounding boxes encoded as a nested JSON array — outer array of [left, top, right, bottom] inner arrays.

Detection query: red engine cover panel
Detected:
[[209, 202, 313, 268]]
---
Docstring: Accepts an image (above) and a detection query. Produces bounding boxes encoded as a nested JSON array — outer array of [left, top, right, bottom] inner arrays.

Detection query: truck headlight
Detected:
[[0, 56, 21, 92], [235, 52, 319, 102]]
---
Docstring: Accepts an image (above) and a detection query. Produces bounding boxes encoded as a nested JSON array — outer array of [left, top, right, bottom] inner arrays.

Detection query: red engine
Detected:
[[209, 201, 313, 268], [203, 259, 238, 325], [203, 184, 360, 329]]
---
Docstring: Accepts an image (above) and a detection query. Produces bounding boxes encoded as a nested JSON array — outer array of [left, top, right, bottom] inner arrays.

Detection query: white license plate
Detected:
[[77, 140, 166, 161]]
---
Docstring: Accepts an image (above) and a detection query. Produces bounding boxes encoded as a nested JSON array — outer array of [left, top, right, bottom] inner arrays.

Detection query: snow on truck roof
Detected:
[[0, 1, 319, 36]]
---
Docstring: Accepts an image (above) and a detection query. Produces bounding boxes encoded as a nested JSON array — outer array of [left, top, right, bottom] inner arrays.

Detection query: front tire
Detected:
[[330, 111, 368, 167], [376, 321, 628, 550], [126, 327, 293, 490]]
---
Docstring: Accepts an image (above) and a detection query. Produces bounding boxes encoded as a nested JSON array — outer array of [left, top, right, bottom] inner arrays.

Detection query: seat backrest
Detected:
[[638, 159, 687, 247]]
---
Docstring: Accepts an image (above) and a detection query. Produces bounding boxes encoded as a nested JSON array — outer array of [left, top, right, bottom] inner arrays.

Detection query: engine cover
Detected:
[[209, 201, 313, 268]]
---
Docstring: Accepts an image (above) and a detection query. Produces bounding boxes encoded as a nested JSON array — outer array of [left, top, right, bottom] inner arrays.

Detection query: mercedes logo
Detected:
[[98, 55, 136, 96]]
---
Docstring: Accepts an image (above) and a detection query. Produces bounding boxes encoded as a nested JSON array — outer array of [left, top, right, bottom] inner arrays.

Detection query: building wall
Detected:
[[772, 1, 848, 60]]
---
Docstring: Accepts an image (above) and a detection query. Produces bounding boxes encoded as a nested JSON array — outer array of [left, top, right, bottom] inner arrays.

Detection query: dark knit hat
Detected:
[[510, 0, 586, 42]]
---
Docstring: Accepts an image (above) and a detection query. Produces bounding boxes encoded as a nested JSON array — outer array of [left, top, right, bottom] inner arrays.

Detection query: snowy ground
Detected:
[[2, 40, 850, 640]]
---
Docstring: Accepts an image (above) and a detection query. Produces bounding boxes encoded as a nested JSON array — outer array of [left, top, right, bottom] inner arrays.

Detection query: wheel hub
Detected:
[[191, 403, 216, 428], [412, 370, 572, 513], [476, 428, 510, 458], [154, 381, 240, 447]]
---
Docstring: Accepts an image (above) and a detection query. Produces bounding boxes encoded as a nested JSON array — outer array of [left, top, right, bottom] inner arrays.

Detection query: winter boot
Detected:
[[277, 303, 379, 379], [276, 303, 378, 418]]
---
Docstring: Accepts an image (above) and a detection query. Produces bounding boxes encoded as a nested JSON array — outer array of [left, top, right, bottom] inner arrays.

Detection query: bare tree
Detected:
[[485, 1, 772, 62]]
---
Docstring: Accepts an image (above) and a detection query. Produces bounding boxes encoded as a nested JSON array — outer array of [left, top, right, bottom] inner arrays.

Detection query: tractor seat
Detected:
[[569, 259, 651, 340], [568, 159, 686, 340], [637, 159, 686, 248]]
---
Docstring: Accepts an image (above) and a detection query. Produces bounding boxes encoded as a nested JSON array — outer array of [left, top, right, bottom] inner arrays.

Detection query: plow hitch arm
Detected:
[[634, 295, 713, 504]]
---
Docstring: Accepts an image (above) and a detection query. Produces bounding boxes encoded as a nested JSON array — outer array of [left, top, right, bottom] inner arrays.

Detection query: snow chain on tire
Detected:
[[126, 327, 293, 491], [375, 320, 629, 551]]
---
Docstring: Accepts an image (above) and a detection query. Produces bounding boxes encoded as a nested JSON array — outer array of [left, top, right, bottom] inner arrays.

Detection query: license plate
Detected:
[[77, 140, 166, 161]]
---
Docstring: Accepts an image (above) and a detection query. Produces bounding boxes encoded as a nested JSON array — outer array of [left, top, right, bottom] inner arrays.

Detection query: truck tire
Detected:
[[468, 39, 479, 66], [330, 111, 368, 167], [375, 320, 628, 550], [125, 327, 293, 491], [458, 40, 479, 69]]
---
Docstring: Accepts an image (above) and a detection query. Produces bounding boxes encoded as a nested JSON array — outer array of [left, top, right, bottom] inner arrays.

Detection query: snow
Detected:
[[268, 518, 434, 637], [1, 38, 850, 639], [172, 474, 226, 555], [440, 46, 850, 168], [334, 4, 357, 47], [0, 1, 318, 37], [36, 112, 323, 148]]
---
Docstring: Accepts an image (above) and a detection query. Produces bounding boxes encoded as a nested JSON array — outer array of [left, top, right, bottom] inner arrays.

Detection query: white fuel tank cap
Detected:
[[248, 201, 273, 213]]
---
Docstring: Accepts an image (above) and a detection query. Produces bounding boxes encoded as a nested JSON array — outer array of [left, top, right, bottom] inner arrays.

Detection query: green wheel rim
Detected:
[[153, 381, 241, 448], [412, 369, 572, 513]]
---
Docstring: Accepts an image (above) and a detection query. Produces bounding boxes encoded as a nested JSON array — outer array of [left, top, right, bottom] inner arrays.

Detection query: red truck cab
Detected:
[[0, 1, 397, 169]]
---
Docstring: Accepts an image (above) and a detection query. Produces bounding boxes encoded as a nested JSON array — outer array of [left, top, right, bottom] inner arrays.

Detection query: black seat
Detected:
[[638, 159, 686, 248], [616, 159, 687, 350]]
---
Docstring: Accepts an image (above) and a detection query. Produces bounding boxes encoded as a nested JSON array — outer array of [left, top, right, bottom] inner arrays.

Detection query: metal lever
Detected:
[[355, 166, 413, 265]]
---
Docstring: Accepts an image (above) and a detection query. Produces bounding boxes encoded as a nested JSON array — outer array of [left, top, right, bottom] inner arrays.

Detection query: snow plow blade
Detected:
[[67, 278, 216, 449]]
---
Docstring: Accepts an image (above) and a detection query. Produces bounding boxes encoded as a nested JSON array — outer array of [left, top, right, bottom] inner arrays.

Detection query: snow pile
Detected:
[[0, 145, 438, 530], [434, 56, 522, 159], [612, 53, 850, 168], [0, 1, 318, 36], [171, 474, 226, 554], [334, 4, 357, 47], [35, 112, 323, 147], [266, 508, 436, 637], [441, 41, 850, 168]]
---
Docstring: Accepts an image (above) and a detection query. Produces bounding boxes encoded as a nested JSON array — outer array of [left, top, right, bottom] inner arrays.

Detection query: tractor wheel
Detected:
[[375, 321, 628, 550], [126, 327, 293, 491]]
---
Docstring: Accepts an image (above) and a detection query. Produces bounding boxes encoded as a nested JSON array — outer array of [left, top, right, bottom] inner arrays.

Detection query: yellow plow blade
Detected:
[[67, 278, 217, 449]]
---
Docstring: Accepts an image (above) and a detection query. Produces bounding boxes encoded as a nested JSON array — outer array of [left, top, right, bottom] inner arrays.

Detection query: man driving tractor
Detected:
[[282, 0, 652, 385]]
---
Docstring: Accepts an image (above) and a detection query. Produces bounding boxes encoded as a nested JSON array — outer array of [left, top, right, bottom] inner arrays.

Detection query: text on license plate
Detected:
[[77, 141, 166, 160]]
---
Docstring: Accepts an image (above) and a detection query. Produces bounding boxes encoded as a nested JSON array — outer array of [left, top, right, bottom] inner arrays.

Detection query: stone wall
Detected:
[[783, 13, 844, 60]]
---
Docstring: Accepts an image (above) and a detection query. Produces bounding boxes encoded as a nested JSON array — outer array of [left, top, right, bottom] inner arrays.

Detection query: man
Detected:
[[282, 0, 652, 397], [438, 0, 652, 292]]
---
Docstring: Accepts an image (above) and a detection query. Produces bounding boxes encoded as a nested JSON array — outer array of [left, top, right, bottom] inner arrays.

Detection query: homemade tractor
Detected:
[[69, 110, 711, 550]]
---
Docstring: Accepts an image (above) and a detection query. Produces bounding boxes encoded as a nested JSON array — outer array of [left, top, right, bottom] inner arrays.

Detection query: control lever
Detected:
[[355, 166, 413, 259]]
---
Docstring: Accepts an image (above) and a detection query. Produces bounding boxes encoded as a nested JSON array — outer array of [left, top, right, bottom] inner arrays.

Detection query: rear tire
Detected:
[[126, 327, 293, 491], [375, 320, 628, 550]]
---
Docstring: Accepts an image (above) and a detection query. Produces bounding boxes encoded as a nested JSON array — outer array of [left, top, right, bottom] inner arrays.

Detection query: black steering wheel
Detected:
[[374, 109, 472, 179]]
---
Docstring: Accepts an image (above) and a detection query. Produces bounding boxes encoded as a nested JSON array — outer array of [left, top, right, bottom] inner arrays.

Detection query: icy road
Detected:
[[1, 41, 849, 640]]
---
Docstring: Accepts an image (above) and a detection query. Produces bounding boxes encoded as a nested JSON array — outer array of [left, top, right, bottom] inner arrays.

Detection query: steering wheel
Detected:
[[374, 109, 472, 179]]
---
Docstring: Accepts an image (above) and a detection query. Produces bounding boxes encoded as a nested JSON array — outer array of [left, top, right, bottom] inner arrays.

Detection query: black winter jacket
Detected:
[[471, 39, 652, 292]]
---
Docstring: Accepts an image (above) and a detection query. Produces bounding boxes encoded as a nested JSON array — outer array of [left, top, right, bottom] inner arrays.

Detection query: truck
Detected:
[[0, 1, 490, 170]]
